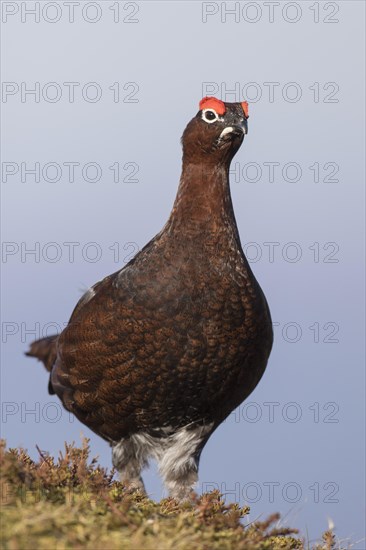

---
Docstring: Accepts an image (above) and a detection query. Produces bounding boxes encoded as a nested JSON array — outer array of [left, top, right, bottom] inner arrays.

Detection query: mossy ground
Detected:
[[0, 439, 340, 550]]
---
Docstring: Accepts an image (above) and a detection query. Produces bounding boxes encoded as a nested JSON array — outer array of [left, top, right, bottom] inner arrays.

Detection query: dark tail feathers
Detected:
[[25, 334, 58, 371], [26, 334, 58, 394]]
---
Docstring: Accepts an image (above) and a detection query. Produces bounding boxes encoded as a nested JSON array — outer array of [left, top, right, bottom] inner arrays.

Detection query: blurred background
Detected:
[[1, 1, 365, 547]]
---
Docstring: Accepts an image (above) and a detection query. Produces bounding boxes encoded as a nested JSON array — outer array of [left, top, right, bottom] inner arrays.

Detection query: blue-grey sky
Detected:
[[1, 1, 365, 547]]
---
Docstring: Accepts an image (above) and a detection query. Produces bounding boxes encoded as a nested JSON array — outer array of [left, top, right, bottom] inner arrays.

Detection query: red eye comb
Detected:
[[241, 101, 249, 118], [199, 97, 226, 115], [199, 97, 249, 118]]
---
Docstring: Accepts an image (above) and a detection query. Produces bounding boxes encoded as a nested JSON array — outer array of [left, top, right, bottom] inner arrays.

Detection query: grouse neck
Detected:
[[167, 161, 241, 242]]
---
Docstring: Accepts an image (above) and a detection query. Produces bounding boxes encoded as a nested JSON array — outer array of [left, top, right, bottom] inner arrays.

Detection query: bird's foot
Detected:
[[165, 476, 198, 504], [121, 475, 146, 496]]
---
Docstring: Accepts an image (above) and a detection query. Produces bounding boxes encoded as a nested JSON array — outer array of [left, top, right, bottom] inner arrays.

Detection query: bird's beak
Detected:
[[232, 119, 248, 136], [219, 119, 248, 141]]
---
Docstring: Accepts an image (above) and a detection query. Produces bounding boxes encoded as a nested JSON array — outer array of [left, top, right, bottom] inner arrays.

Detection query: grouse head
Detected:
[[182, 97, 249, 166]]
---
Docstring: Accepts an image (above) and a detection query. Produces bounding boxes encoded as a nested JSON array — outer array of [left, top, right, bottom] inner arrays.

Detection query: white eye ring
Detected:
[[202, 108, 219, 124]]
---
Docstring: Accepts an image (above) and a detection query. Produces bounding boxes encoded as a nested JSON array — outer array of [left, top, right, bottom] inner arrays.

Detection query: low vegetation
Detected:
[[0, 438, 341, 549]]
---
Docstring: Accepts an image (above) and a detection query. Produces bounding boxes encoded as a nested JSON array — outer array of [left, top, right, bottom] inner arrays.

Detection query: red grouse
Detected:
[[27, 97, 273, 500]]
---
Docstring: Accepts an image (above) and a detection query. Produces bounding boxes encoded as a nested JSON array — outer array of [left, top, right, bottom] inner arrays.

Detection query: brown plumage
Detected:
[[26, 97, 273, 500]]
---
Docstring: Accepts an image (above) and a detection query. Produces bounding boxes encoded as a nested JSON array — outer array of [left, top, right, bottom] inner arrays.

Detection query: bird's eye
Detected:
[[202, 109, 219, 124]]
